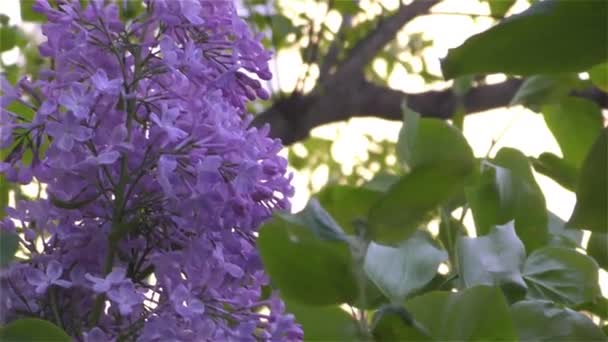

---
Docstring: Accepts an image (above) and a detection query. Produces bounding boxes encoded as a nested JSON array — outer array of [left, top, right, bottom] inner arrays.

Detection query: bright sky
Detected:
[[0, 0, 605, 296]]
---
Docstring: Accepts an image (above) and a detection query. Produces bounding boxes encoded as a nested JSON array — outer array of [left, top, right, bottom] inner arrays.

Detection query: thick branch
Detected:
[[253, 79, 608, 145], [332, 0, 439, 81]]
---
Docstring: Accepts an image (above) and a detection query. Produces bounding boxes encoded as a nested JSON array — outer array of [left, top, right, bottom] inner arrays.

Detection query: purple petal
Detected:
[[45, 260, 63, 281]]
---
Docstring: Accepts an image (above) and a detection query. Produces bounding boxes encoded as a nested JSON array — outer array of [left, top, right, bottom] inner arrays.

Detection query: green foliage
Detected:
[[364, 231, 447, 302], [0, 318, 70, 342], [523, 247, 600, 306], [20, 0, 46, 22], [405, 286, 518, 341], [457, 223, 527, 302], [442, 0, 608, 78], [568, 129, 608, 233], [542, 98, 603, 169], [511, 300, 606, 341], [0, 230, 19, 267], [284, 301, 363, 341]]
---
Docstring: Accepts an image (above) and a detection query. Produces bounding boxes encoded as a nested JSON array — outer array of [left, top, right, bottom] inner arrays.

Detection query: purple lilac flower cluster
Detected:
[[0, 0, 302, 340]]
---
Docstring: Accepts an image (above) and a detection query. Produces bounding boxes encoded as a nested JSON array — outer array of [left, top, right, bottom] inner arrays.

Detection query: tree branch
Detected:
[[331, 0, 439, 82], [253, 79, 608, 145]]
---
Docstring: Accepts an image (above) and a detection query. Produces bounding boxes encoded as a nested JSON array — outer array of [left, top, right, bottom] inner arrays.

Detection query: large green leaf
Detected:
[[530, 153, 577, 192], [442, 1, 608, 78], [0, 318, 70, 341], [0, 26, 17, 53], [467, 148, 548, 251], [290, 198, 348, 242], [257, 214, 358, 305], [368, 164, 472, 243], [371, 305, 431, 341], [456, 223, 527, 301], [316, 185, 382, 235], [542, 97, 603, 169], [284, 301, 362, 341], [523, 247, 600, 306], [370, 109, 474, 242], [0, 230, 19, 268], [364, 231, 447, 302], [510, 74, 579, 112], [589, 62, 608, 92], [511, 300, 606, 341], [396, 108, 474, 171], [568, 128, 608, 233], [405, 286, 517, 341], [481, 0, 516, 17], [20, 0, 46, 22], [587, 232, 608, 270]]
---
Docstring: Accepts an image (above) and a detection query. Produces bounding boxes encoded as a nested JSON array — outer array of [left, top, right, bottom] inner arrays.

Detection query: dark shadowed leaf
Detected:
[[257, 214, 358, 305], [511, 300, 606, 341], [542, 97, 603, 169], [523, 247, 600, 306], [587, 232, 608, 270], [405, 286, 517, 341], [0, 318, 70, 341], [371, 111, 474, 243], [0, 230, 19, 267], [368, 164, 472, 243], [530, 153, 577, 192], [456, 222, 527, 302], [568, 128, 608, 233], [316, 185, 382, 235], [284, 301, 362, 342], [442, 1, 608, 78], [371, 304, 431, 341], [364, 231, 447, 302]]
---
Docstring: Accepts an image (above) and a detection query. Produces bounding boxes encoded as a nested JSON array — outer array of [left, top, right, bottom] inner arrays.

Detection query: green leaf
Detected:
[[530, 153, 577, 192], [0, 26, 17, 53], [368, 164, 472, 243], [405, 286, 517, 341], [587, 232, 608, 270], [363, 173, 400, 192], [284, 301, 362, 341], [442, 1, 608, 78], [467, 148, 548, 251], [589, 62, 608, 92], [0, 230, 19, 267], [511, 300, 606, 341], [119, 0, 144, 20], [371, 112, 474, 243], [523, 246, 600, 306], [456, 222, 527, 302], [292, 198, 348, 242], [316, 185, 383, 235], [371, 305, 431, 341], [257, 214, 358, 306], [542, 97, 603, 169], [20, 0, 46, 22], [0, 318, 70, 341], [568, 128, 608, 233], [396, 108, 474, 170], [482, 0, 516, 17], [546, 211, 583, 248], [364, 231, 447, 302], [510, 74, 579, 111]]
